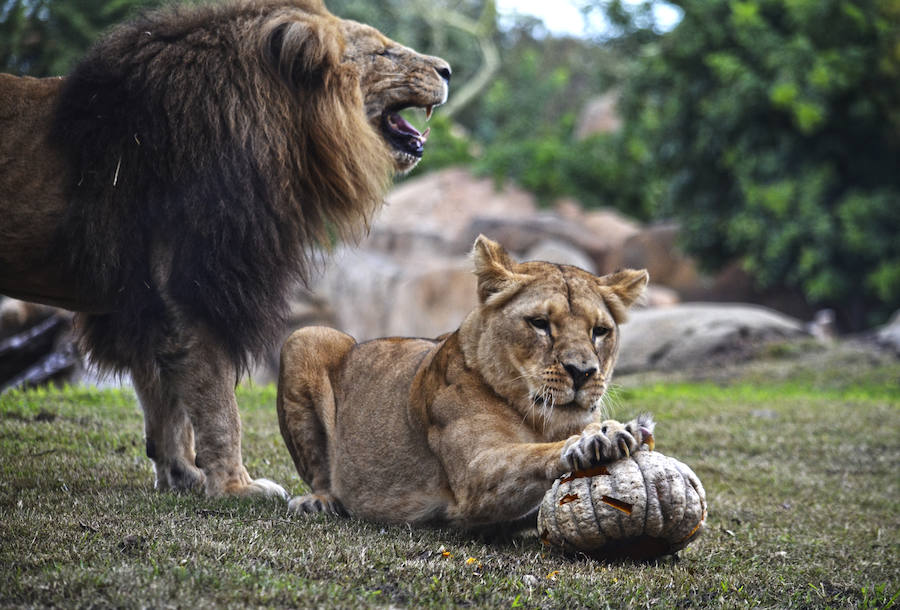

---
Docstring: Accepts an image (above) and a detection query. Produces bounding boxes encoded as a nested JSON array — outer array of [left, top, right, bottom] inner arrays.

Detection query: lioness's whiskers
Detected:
[[603, 384, 626, 419]]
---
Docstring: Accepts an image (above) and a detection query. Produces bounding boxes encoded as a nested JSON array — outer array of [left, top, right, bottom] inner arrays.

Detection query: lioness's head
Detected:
[[262, 0, 450, 174], [460, 236, 648, 437]]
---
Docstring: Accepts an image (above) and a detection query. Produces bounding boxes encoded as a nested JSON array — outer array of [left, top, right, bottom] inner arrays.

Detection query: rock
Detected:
[[375, 167, 537, 250], [876, 310, 900, 356], [523, 239, 597, 274], [312, 246, 476, 342], [459, 214, 611, 267], [552, 201, 643, 264], [0, 298, 58, 337], [0, 298, 81, 391], [617, 303, 808, 374], [581, 209, 642, 256], [642, 285, 680, 308], [574, 91, 622, 139], [606, 223, 702, 295]]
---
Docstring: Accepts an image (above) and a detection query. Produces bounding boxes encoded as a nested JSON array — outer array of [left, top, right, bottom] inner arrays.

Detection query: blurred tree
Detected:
[[468, 23, 639, 209], [614, 0, 900, 328], [0, 0, 160, 76]]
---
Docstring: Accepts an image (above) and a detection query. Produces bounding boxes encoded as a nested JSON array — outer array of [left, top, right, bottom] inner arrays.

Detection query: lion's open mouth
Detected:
[[380, 105, 433, 159]]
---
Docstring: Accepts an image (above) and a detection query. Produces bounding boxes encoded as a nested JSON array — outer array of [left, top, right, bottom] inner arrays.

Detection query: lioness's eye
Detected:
[[527, 317, 550, 332], [592, 326, 611, 340]]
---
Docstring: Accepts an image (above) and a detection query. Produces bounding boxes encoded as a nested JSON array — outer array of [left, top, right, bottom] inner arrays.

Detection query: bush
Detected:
[[615, 0, 900, 328]]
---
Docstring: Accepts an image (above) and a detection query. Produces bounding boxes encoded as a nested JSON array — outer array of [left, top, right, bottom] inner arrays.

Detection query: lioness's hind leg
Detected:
[[277, 327, 356, 502]]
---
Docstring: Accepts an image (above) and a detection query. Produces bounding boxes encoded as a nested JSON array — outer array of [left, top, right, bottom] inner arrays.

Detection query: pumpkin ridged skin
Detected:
[[538, 451, 706, 560]]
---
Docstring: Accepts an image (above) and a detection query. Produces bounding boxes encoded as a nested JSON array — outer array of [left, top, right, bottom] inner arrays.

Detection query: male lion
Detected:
[[277, 236, 654, 527], [0, 0, 450, 498]]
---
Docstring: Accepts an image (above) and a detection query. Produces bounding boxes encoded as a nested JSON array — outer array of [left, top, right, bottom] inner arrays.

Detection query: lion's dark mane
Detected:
[[49, 0, 392, 372]]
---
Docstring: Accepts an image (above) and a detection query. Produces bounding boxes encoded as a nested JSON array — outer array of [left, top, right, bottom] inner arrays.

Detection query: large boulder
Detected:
[[574, 91, 622, 139], [605, 224, 702, 296], [312, 246, 477, 342], [617, 303, 808, 373], [459, 214, 611, 269], [876, 310, 900, 356], [373, 167, 538, 253]]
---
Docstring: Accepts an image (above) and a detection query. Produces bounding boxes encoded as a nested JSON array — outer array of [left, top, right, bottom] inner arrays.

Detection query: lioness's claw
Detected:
[[619, 438, 630, 457], [642, 429, 655, 451]]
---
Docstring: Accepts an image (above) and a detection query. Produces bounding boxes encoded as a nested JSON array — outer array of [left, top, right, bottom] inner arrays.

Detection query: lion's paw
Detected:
[[287, 493, 347, 516], [154, 459, 205, 493], [219, 477, 288, 500], [247, 478, 289, 500]]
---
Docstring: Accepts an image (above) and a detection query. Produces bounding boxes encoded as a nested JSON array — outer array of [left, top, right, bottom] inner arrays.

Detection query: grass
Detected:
[[1, 356, 898, 608]]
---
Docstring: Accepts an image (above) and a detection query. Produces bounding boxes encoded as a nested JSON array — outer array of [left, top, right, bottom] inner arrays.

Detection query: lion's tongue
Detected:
[[388, 112, 421, 137], [386, 112, 431, 157]]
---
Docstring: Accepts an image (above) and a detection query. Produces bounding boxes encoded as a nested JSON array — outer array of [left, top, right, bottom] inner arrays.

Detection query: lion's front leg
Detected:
[[138, 322, 286, 499], [174, 334, 286, 499], [133, 366, 205, 493]]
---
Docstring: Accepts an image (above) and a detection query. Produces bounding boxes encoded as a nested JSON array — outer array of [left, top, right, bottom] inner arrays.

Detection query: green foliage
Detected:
[[616, 0, 900, 326], [0, 0, 159, 76], [464, 31, 658, 214]]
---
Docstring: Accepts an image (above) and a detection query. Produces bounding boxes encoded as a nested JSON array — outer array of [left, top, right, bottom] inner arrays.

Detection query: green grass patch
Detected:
[[1, 365, 898, 608]]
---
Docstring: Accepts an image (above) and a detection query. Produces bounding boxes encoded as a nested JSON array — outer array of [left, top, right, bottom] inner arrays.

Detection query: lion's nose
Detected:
[[564, 364, 597, 391], [435, 63, 451, 83]]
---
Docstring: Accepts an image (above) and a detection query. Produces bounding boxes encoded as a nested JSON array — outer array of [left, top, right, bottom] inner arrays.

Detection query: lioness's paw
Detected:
[[561, 416, 654, 471], [287, 493, 348, 516], [624, 413, 656, 452]]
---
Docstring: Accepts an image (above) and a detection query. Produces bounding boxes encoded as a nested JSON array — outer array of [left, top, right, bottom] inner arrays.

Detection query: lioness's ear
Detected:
[[599, 269, 649, 324], [262, 15, 342, 91], [472, 235, 528, 305]]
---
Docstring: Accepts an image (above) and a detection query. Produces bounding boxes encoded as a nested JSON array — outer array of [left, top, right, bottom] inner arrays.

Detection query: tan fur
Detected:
[[0, 0, 450, 498], [277, 236, 653, 527]]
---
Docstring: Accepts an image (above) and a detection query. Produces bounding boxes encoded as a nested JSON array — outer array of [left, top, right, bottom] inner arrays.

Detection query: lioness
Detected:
[[277, 236, 654, 527]]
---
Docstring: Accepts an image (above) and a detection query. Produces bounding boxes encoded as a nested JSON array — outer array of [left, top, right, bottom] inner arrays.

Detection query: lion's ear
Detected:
[[598, 269, 649, 324], [263, 15, 342, 91], [472, 235, 529, 305]]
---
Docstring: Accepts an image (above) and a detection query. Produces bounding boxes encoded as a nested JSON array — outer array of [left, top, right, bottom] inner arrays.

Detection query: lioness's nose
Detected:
[[564, 364, 597, 391]]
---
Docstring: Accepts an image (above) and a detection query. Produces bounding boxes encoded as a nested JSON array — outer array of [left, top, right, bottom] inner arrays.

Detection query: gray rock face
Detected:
[[314, 246, 477, 341], [876, 310, 900, 356], [617, 303, 808, 373]]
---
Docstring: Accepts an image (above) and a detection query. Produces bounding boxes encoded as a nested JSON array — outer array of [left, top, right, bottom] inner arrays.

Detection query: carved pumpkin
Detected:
[[538, 451, 707, 560]]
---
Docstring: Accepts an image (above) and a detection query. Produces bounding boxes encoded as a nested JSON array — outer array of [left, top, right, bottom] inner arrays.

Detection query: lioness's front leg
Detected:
[[441, 414, 655, 526]]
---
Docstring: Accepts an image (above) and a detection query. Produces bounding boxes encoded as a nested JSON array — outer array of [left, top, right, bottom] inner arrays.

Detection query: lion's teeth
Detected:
[[425, 105, 433, 121]]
